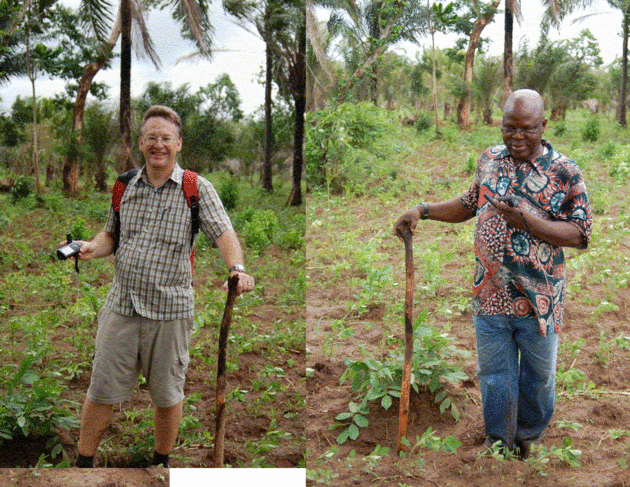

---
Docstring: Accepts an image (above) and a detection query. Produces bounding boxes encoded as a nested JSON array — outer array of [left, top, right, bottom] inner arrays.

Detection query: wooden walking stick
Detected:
[[214, 274, 240, 468], [397, 226, 414, 453]]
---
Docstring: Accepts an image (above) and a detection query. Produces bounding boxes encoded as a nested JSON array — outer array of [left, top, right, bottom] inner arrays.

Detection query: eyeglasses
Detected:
[[142, 135, 178, 146], [500, 121, 543, 136]]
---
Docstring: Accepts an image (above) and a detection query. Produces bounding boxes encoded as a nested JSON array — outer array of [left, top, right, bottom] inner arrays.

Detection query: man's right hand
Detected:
[[393, 206, 422, 240], [59, 231, 115, 261]]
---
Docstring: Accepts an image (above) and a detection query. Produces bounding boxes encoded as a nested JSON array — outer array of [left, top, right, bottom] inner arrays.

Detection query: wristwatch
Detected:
[[419, 202, 429, 220], [229, 264, 246, 273]]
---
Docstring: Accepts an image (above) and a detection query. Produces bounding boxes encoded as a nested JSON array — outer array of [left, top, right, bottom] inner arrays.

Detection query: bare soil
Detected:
[[306, 140, 630, 486], [0, 468, 169, 487], [0, 193, 306, 482]]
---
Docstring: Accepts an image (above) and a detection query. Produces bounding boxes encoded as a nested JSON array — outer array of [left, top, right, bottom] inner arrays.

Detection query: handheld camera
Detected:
[[57, 233, 81, 273]]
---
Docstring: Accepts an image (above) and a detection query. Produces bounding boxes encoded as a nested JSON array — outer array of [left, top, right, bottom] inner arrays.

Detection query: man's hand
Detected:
[[487, 196, 527, 231], [223, 271, 254, 296], [487, 195, 584, 248], [393, 206, 422, 240], [59, 231, 115, 261]]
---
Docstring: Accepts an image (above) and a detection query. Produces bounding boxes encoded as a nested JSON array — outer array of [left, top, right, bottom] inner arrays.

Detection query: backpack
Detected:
[[111, 168, 200, 267]]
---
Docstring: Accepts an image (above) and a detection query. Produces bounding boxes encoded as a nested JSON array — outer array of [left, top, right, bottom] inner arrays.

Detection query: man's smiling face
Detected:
[[501, 92, 547, 163], [139, 117, 182, 172]]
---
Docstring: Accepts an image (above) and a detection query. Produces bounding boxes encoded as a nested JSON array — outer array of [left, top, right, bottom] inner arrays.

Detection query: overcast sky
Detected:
[[0, 0, 266, 115], [0, 0, 624, 115]]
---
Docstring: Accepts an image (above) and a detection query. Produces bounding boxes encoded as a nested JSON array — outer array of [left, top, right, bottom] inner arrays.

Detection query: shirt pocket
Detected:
[[156, 207, 191, 247]]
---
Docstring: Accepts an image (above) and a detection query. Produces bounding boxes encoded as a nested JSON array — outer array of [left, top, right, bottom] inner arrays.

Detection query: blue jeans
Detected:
[[474, 315, 558, 450]]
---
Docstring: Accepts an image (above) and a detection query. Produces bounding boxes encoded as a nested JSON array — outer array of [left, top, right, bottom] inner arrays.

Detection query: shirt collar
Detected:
[[500, 139, 553, 175], [135, 162, 184, 187]]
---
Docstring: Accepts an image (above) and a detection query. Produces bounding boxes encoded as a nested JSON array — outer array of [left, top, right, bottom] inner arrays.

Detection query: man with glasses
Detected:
[[71, 105, 255, 467], [393, 89, 592, 457]]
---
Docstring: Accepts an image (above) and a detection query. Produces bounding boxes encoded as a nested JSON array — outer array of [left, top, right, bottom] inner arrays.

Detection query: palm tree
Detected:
[[502, 0, 596, 103], [224, 0, 306, 205], [323, 0, 427, 104], [223, 0, 285, 193], [502, 0, 520, 102], [456, 0, 501, 128], [62, 0, 213, 195]]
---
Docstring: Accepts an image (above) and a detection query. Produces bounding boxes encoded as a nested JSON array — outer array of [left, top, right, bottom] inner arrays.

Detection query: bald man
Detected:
[[393, 89, 592, 458]]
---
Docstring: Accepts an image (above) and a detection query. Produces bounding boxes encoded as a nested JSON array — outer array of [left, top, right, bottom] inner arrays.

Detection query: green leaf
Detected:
[[381, 394, 392, 410], [434, 390, 448, 403], [353, 414, 369, 428], [348, 424, 360, 441], [337, 428, 351, 445], [439, 397, 451, 413], [335, 411, 353, 421], [366, 389, 385, 401]]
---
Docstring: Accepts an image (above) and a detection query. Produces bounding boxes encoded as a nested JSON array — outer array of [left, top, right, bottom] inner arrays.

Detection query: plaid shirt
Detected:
[[104, 163, 232, 319], [460, 140, 592, 333]]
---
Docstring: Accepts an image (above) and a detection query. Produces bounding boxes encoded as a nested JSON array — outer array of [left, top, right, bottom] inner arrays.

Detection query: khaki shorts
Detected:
[[87, 307, 194, 408]]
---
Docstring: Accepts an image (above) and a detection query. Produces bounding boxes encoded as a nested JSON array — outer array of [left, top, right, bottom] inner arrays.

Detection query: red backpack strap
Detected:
[[182, 169, 199, 267], [111, 169, 139, 253]]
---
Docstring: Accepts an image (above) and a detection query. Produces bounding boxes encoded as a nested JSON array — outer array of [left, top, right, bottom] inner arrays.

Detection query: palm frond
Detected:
[[78, 0, 115, 44]]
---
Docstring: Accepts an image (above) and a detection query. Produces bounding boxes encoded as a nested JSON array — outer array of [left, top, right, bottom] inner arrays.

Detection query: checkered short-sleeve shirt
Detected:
[[104, 163, 232, 319]]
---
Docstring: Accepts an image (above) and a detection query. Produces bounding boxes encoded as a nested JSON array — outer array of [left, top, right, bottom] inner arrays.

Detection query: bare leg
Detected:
[[78, 398, 114, 456], [154, 400, 183, 455]]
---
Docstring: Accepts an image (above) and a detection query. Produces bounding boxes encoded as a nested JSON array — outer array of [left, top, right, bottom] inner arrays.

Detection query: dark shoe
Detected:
[[515, 440, 531, 460]]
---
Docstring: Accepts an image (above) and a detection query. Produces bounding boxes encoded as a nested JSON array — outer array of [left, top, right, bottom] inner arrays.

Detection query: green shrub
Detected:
[[71, 218, 91, 241], [415, 111, 433, 133], [10, 176, 31, 203], [609, 146, 630, 181], [598, 141, 616, 159], [0, 356, 78, 444], [305, 102, 395, 195], [237, 208, 279, 253], [218, 175, 240, 211], [582, 117, 600, 142], [554, 120, 567, 136], [463, 153, 477, 174]]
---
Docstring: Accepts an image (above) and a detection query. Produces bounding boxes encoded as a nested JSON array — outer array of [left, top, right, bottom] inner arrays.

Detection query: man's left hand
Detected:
[[224, 271, 255, 295], [488, 196, 529, 232]]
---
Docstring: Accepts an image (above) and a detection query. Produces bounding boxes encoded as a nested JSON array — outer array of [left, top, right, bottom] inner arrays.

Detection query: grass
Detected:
[[306, 107, 630, 485], [0, 171, 305, 468]]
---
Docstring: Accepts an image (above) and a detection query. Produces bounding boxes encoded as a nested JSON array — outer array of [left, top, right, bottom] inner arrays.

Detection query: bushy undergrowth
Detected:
[[305, 102, 399, 196], [0, 170, 305, 467], [330, 312, 470, 445]]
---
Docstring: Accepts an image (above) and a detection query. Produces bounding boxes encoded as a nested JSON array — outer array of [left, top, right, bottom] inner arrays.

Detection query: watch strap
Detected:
[[419, 202, 429, 220]]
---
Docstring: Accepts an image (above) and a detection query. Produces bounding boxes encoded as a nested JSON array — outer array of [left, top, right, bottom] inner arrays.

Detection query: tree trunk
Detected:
[[370, 64, 378, 105], [427, 1, 440, 132], [262, 40, 274, 192], [288, 15, 306, 207], [483, 107, 493, 125], [620, 8, 629, 127], [457, 0, 501, 128], [24, 10, 42, 194], [63, 14, 121, 197], [503, 0, 514, 104], [30, 76, 42, 193], [119, 0, 134, 173]]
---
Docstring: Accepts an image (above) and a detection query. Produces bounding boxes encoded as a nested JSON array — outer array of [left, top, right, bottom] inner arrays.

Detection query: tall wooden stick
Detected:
[[214, 274, 239, 468], [397, 227, 414, 453]]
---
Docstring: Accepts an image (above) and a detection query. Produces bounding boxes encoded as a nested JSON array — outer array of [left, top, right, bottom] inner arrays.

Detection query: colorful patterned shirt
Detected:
[[104, 163, 233, 320], [460, 140, 592, 334]]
